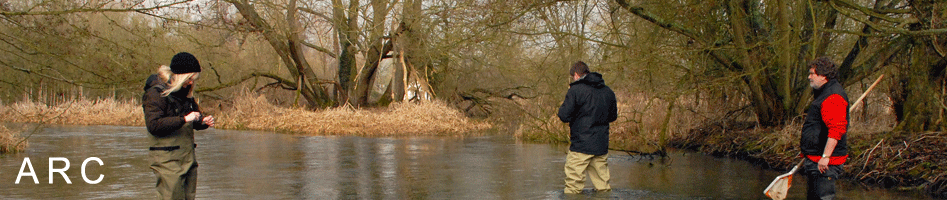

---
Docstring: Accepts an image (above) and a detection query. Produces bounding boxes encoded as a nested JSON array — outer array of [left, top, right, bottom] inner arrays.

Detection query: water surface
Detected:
[[0, 125, 931, 199]]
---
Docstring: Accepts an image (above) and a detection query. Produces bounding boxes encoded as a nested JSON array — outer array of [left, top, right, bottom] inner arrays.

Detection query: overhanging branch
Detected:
[[195, 72, 341, 94], [830, 1, 947, 36], [613, 0, 741, 72], [831, 0, 906, 23], [299, 41, 338, 58], [0, 0, 192, 16], [196, 72, 296, 93], [844, 36, 910, 86], [613, 0, 701, 42]]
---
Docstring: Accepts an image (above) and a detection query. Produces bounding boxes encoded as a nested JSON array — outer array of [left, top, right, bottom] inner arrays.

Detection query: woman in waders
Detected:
[[142, 52, 215, 200]]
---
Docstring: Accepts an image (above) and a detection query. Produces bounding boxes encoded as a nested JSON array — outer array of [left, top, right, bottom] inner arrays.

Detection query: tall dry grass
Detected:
[[0, 97, 143, 126], [216, 94, 492, 136], [514, 92, 713, 153], [0, 124, 28, 153], [0, 93, 492, 137]]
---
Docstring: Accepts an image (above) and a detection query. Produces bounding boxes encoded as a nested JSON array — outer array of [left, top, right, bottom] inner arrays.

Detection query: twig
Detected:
[[862, 139, 884, 174], [13, 99, 78, 148]]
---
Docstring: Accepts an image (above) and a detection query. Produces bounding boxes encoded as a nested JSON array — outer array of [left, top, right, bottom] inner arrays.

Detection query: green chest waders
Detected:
[[149, 122, 197, 200]]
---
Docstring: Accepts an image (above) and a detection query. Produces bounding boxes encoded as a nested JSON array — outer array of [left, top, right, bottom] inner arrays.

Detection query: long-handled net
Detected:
[[764, 159, 804, 200], [764, 74, 885, 199]]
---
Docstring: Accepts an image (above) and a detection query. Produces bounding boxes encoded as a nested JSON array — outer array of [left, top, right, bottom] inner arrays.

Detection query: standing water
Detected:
[[0, 125, 932, 199]]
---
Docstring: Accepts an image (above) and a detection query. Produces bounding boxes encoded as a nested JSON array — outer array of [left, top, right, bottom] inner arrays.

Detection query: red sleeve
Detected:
[[821, 94, 848, 140]]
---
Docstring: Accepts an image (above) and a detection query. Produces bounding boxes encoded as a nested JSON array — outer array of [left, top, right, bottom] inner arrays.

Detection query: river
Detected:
[[0, 125, 932, 199]]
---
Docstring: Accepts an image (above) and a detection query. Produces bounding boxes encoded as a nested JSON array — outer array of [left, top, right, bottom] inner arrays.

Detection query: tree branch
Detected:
[[613, 0, 741, 72], [299, 40, 338, 58], [832, 0, 906, 23], [4, 64, 77, 85], [297, 7, 333, 22], [196, 72, 296, 93], [830, 1, 947, 36], [843, 35, 911, 86], [613, 0, 702, 42], [195, 72, 340, 93], [0, 0, 192, 16], [821, 28, 892, 37], [501, 29, 630, 48]]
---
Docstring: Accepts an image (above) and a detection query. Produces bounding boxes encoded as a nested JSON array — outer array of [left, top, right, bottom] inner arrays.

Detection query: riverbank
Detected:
[[0, 94, 491, 139], [512, 92, 945, 198], [0, 124, 27, 153], [673, 120, 946, 198]]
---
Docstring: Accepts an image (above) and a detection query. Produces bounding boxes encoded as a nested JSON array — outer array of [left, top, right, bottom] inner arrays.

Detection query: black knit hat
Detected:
[[169, 52, 201, 74]]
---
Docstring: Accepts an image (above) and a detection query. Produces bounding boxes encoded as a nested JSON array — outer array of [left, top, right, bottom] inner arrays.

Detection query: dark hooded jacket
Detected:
[[558, 72, 618, 155], [142, 74, 209, 137]]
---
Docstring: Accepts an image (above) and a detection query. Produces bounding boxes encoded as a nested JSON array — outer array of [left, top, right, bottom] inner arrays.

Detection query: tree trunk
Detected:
[[891, 0, 947, 131], [894, 41, 944, 131], [333, 0, 359, 105], [287, 0, 332, 108], [392, 0, 425, 102], [226, 0, 329, 108], [350, 0, 393, 107]]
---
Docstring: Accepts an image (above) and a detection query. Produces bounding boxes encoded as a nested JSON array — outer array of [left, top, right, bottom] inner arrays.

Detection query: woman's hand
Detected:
[[184, 112, 201, 122], [202, 115, 215, 127]]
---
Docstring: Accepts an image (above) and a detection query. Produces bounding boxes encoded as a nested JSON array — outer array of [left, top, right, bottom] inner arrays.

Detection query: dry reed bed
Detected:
[[0, 94, 491, 137], [216, 94, 491, 136], [0, 98, 143, 126], [0, 124, 28, 153], [515, 93, 707, 153]]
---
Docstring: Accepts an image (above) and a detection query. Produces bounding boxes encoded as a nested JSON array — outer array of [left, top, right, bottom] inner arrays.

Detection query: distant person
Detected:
[[557, 61, 618, 194], [800, 57, 849, 200], [142, 52, 215, 200]]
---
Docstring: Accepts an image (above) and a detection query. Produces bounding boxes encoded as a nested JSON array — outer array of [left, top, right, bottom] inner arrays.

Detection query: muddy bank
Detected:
[[672, 121, 946, 198]]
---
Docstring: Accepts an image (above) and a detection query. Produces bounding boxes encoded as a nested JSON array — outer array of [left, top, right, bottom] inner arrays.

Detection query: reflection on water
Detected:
[[0, 125, 932, 199]]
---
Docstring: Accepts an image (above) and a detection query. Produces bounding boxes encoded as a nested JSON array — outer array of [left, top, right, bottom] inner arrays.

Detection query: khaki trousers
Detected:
[[564, 151, 610, 194], [150, 146, 198, 200], [148, 123, 197, 200]]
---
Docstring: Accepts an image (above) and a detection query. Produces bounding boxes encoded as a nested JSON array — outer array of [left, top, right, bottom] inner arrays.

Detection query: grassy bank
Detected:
[[0, 94, 492, 140]]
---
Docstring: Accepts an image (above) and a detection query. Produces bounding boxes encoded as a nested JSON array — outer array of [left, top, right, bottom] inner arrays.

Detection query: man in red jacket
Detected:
[[800, 57, 849, 200]]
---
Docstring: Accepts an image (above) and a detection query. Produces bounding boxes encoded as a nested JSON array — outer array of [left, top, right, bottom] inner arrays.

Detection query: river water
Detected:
[[0, 125, 932, 199]]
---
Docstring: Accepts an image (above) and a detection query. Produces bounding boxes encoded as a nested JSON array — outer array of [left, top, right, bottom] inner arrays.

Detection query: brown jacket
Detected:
[[142, 74, 209, 137]]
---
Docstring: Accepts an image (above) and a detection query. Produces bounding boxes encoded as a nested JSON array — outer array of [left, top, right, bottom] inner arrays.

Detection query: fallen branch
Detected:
[[861, 139, 884, 174]]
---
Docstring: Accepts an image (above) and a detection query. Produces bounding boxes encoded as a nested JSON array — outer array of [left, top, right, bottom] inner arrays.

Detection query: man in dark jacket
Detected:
[[800, 57, 849, 200], [558, 61, 618, 194], [142, 52, 214, 200]]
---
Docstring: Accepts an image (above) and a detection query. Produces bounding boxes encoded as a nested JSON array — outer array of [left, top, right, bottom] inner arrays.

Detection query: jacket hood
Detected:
[[143, 74, 164, 91], [570, 72, 607, 88]]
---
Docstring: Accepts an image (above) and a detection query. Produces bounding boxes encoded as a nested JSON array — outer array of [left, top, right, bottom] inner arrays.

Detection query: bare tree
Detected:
[[0, 0, 213, 102], [614, 0, 946, 130]]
